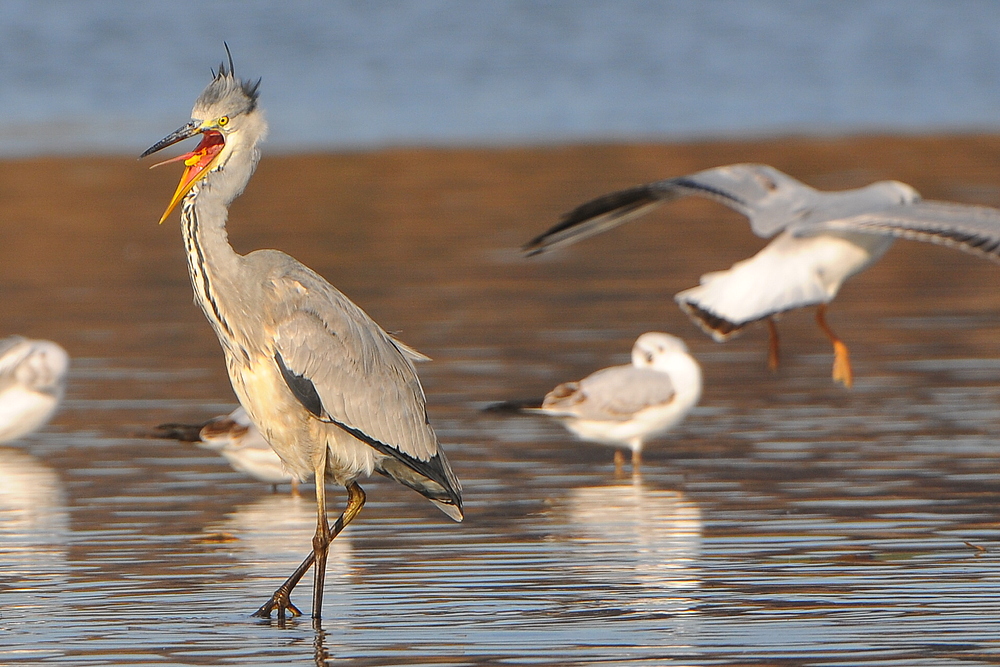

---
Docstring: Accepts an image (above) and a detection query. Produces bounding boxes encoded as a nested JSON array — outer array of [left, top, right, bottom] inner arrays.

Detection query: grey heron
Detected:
[[524, 164, 1000, 387], [142, 53, 463, 620], [0, 336, 69, 443], [532, 332, 701, 472]]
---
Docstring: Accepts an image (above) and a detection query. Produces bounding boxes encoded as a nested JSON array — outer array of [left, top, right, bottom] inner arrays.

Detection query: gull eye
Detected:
[[218, 116, 229, 127], [644, 352, 654, 364]]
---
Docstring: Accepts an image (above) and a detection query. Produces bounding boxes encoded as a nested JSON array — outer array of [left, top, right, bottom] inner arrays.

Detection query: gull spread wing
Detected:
[[524, 164, 818, 255], [816, 199, 1000, 263]]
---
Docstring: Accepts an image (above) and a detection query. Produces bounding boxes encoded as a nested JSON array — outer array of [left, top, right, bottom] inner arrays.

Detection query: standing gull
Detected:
[[525, 164, 1000, 386], [533, 332, 701, 472], [141, 52, 462, 620], [0, 336, 69, 443]]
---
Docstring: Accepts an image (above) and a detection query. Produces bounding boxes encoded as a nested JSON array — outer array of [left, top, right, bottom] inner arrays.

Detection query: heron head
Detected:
[[141, 47, 266, 224]]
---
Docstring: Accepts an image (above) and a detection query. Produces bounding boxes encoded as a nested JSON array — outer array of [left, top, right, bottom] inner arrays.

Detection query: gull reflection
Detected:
[[0, 447, 69, 588], [561, 478, 701, 614]]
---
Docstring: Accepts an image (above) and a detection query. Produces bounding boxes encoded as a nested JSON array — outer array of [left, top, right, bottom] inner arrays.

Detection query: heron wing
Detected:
[[523, 164, 818, 255], [266, 263, 462, 514], [542, 366, 676, 422], [814, 199, 1000, 263]]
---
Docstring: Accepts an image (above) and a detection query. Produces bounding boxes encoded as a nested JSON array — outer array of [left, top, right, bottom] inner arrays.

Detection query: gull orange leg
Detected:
[[613, 450, 625, 476], [815, 304, 852, 388], [766, 318, 781, 372]]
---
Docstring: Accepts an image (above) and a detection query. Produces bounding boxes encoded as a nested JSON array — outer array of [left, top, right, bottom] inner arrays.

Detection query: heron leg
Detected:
[[613, 450, 625, 476], [311, 480, 366, 620], [251, 463, 325, 620], [252, 480, 366, 621], [816, 304, 852, 388], [310, 459, 332, 621], [766, 318, 780, 372]]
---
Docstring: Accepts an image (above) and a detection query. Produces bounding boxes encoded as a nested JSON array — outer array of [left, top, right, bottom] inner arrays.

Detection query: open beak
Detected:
[[142, 121, 226, 224]]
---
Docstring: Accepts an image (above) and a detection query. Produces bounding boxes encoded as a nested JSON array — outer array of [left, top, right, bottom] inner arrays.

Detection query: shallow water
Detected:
[[4, 141, 1000, 664]]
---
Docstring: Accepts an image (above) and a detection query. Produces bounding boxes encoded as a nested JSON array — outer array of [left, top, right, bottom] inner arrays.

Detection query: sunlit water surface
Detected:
[[3, 143, 1000, 664]]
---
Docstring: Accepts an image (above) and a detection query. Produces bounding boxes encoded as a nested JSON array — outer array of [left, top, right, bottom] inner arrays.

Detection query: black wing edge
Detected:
[[677, 299, 801, 343], [332, 417, 464, 518], [840, 223, 1000, 264], [152, 422, 207, 442], [276, 351, 325, 418], [481, 397, 546, 414], [275, 351, 463, 519], [522, 184, 662, 256]]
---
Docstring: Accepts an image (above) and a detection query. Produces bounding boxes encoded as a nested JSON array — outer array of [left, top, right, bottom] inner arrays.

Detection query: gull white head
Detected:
[[631, 332, 689, 369], [141, 47, 268, 223], [631, 332, 702, 408]]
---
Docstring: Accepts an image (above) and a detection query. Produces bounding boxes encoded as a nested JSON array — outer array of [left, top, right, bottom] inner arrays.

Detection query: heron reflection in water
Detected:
[[142, 50, 463, 620]]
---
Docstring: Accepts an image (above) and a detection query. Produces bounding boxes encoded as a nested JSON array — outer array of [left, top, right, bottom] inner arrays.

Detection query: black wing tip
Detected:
[[522, 185, 660, 256], [329, 415, 463, 508], [677, 300, 748, 341], [152, 422, 205, 442], [481, 398, 546, 414]]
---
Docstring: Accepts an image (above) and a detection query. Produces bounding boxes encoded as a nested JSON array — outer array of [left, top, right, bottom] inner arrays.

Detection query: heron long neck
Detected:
[[180, 173, 253, 358]]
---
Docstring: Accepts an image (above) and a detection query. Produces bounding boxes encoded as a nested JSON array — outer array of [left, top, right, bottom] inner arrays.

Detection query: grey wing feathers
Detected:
[[543, 366, 676, 422], [818, 200, 1000, 263], [270, 270, 435, 460], [267, 264, 462, 507], [523, 164, 810, 255]]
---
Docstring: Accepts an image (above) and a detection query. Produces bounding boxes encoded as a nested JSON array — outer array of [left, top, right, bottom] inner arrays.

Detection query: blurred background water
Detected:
[[2, 0, 1000, 155]]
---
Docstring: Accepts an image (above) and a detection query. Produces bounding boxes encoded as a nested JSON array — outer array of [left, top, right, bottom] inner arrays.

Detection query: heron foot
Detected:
[[252, 587, 303, 620], [831, 341, 853, 388]]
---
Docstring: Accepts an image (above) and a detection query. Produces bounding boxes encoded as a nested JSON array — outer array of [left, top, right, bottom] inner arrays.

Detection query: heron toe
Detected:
[[252, 589, 303, 620]]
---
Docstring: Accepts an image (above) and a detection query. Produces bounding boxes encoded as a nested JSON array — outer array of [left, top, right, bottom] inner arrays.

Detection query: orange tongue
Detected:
[[150, 131, 224, 171], [156, 131, 226, 224]]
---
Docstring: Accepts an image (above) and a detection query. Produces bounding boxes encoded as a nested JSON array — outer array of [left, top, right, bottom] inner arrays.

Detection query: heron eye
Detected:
[[218, 116, 229, 126]]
